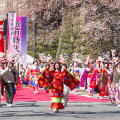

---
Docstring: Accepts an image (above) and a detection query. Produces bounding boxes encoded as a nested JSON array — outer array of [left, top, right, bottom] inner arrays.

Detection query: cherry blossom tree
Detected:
[[1, 0, 120, 61]]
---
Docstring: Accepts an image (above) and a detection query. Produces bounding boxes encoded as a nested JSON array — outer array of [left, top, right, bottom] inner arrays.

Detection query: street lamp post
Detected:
[[28, 19, 43, 59], [34, 23, 37, 59]]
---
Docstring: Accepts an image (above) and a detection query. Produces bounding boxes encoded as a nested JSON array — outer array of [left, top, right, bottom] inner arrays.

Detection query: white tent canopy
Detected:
[[26, 54, 34, 65]]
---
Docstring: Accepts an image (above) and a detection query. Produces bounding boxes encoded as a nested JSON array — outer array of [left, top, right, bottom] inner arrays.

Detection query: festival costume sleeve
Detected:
[[38, 68, 51, 88], [62, 69, 80, 90], [100, 69, 107, 86], [89, 69, 97, 88], [79, 69, 87, 87], [30, 78, 38, 87]]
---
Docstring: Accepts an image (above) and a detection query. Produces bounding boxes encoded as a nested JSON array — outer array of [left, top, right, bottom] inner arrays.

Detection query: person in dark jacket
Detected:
[[0, 61, 18, 106]]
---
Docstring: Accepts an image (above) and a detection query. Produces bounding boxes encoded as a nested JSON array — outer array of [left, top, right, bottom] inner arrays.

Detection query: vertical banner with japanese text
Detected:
[[8, 13, 16, 53], [8, 16, 27, 69], [0, 21, 4, 53], [21, 17, 27, 69]]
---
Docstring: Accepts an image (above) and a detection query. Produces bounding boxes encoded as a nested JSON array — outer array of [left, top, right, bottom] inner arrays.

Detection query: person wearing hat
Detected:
[[30, 59, 40, 94], [113, 61, 120, 107]]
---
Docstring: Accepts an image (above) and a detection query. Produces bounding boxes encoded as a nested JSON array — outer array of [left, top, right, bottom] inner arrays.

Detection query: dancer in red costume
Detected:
[[49, 62, 65, 113], [99, 62, 109, 99], [30, 59, 40, 94], [49, 62, 80, 113], [107, 61, 115, 103], [86, 60, 97, 96], [39, 62, 80, 113]]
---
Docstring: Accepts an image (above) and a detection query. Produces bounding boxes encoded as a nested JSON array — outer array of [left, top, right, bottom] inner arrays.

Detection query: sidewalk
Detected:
[[69, 87, 109, 99]]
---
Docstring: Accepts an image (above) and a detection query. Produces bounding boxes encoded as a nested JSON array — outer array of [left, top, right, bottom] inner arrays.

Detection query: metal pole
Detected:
[[34, 23, 37, 59], [72, 45, 74, 75]]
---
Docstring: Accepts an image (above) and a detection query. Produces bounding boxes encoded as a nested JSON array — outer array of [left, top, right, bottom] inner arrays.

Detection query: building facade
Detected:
[[0, 0, 6, 20]]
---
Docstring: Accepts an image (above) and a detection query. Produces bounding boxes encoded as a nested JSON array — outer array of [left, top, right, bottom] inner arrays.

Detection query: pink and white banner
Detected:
[[8, 16, 27, 68], [8, 13, 16, 53]]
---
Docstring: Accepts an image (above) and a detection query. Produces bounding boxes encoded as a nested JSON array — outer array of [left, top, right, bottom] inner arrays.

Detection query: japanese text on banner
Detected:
[[13, 20, 21, 54]]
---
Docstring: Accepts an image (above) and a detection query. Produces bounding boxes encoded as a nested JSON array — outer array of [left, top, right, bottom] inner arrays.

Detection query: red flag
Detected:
[[62, 69, 80, 90], [0, 21, 4, 53], [38, 68, 51, 88]]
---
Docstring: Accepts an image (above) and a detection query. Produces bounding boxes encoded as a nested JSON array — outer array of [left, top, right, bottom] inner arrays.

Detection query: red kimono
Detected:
[[49, 70, 64, 109], [38, 68, 80, 109], [99, 68, 109, 97]]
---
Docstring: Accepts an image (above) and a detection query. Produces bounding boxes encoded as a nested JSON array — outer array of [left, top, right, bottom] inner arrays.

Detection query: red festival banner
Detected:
[[0, 21, 4, 53]]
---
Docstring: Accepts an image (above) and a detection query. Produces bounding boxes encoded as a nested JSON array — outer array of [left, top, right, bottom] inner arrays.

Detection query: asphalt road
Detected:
[[0, 101, 120, 120]]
